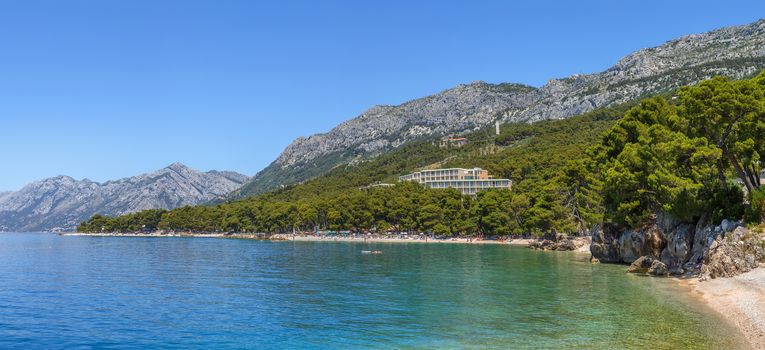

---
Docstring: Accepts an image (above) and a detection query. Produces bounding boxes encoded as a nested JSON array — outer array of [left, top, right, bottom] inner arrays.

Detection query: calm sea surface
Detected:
[[0, 233, 747, 349]]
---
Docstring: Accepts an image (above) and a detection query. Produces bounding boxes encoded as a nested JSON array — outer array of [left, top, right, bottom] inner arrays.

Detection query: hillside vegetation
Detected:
[[237, 19, 765, 197], [78, 104, 629, 236], [79, 72, 765, 236]]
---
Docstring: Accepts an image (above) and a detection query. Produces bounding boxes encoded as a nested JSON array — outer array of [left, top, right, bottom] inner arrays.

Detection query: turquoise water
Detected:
[[0, 233, 746, 349]]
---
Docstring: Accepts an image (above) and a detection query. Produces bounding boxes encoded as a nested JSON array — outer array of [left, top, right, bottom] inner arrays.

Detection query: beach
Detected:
[[689, 268, 765, 350], [64, 232, 266, 239], [269, 233, 535, 245], [65, 232, 536, 245]]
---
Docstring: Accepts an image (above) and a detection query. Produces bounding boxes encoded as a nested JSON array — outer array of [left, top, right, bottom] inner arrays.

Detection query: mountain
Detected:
[[237, 18, 765, 197], [0, 163, 249, 232]]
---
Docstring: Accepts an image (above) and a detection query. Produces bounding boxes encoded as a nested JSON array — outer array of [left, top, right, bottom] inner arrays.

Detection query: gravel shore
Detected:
[[692, 268, 765, 350], [270, 233, 532, 245]]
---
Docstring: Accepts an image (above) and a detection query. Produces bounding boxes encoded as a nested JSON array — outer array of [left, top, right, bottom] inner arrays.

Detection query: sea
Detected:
[[0, 233, 747, 349]]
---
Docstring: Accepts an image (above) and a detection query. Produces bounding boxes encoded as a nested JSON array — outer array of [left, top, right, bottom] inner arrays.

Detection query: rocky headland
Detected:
[[590, 213, 765, 278], [589, 213, 765, 349]]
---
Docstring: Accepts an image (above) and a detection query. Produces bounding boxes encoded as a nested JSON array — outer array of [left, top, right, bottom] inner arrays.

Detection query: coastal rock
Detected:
[[529, 235, 590, 251], [690, 227, 709, 265], [660, 223, 695, 273], [590, 223, 623, 263], [591, 221, 666, 264], [730, 226, 747, 242], [527, 240, 551, 250], [590, 213, 762, 279], [648, 260, 669, 276], [701, 229, 765, 279], [555, 239, 578, 251], [721, 219, 735, 233], [618, 226, 665, 263], [627, 256, 655, 274], [626, 256, 669, 276]]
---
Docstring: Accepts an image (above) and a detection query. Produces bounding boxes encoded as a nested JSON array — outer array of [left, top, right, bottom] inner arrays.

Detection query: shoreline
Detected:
[[62, 232, 538, 245], [685, 268, 765, 350], [61, 232, 593, 252], [270, 233, 536, 246], [62, 232, 271, 240]]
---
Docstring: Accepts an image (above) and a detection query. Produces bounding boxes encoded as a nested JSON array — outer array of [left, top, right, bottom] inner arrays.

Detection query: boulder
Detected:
[[555, 239, 577, 251], [648, 260, 669, 276], [627, 256, 655, 274], [529, 237, 589, 251], [527, 239, 555, 250], [626, 256, 668, 276]]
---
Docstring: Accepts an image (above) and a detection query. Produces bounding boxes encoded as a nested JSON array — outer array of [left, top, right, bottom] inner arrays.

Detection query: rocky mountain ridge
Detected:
[[0, 163, 249, 232], [238, 18, 765, 197]]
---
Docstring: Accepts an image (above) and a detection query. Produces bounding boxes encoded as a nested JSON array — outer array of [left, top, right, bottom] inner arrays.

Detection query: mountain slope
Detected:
[[79, 99, 636, 235], [0, 163, 249, 232], [238, 18, 765, 197]]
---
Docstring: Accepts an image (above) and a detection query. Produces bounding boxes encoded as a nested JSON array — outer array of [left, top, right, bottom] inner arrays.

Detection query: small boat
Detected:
[[361, 250, 383, 255]]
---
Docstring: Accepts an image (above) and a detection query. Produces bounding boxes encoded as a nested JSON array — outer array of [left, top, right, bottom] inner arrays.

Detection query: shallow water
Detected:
[[0, 233, 747, 349]]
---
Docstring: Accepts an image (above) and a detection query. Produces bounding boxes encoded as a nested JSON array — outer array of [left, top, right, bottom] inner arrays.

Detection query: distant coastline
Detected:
[[269, 233, 538, 246], [64, 232, 264, 239], [63, 232, 538, 246]]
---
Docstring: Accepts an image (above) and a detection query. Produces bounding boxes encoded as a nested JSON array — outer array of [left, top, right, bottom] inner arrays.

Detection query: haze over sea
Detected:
[[0, 233, 746, 349]]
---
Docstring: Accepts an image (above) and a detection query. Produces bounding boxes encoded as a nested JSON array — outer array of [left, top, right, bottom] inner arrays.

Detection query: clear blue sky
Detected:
[[1, 1, 764, 191]]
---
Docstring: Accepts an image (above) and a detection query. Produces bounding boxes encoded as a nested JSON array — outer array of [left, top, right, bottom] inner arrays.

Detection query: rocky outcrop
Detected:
[[239, 18, 765, 196], [700, 227, 765, 279], [591, 212, 765, 278], [590, 218, 668, 264], [590, 223, 622, 262], [0, 163, 249, 232], [528, 235, 590, 252], [591, 213, 696, 265]]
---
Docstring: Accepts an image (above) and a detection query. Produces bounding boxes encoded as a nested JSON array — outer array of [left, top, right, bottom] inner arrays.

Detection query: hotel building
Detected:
[[399, 168, 512, 196]]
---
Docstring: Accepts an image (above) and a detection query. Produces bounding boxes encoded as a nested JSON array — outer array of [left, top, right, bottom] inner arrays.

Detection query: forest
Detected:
[[79, 72, 765, 236]]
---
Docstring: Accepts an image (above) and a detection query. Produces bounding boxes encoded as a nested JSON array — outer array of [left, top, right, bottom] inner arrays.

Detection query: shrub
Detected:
[[746, 187, 765, 223]]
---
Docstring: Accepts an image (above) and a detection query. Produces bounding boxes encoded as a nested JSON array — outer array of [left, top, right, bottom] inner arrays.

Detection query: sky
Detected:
[[1, 0, 765, 191]]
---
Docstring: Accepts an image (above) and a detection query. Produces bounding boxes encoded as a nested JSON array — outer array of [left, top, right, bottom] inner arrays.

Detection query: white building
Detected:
[[399, 167, 512, 196]]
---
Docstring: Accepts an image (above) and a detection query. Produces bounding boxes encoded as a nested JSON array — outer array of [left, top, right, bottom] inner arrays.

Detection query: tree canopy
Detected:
[[79, 72, 765, 235]]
